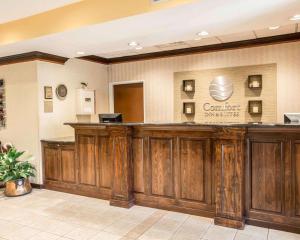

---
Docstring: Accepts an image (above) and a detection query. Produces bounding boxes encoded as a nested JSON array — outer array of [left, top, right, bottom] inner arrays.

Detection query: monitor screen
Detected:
[[284, 113, 300, 124], [99, 113, 122, 123]]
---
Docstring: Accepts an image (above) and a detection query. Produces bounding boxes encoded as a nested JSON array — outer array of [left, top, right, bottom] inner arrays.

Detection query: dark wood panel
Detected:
[[44, 146, 61, 181], [133, 138, 144, 193], [220, 144, 237, 218], [150, 138, 174, 197], [0, 51, 68, 66], [294, 143, 300, 217], [109, 128, 134, 208], [78, 135, 97, 186], [251, 141, 283, 213], [61, 147, 76, 183], [98, 136, 111, 189], [180, 138, 205, 202]]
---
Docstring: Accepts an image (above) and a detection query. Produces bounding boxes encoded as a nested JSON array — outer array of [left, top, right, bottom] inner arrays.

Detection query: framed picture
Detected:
[[44, 86, 53, 99], [56, 84, 68, 100]]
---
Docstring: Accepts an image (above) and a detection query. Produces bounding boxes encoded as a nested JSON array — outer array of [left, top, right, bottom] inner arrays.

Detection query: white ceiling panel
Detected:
[[255, 24, 296, 38], [186, 37, 221, 47], [218, 31, 256, 43]]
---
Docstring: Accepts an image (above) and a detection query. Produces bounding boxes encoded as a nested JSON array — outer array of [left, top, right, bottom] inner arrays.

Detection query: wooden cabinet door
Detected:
[[215, 141, 243, 221], [214, 127, 246, 229], [44, 144, 61, 181], [77, 135, 97, 186], [61, 144, 76, 184]]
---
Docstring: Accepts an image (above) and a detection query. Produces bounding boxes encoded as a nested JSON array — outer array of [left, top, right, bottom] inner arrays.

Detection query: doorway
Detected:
[[111, 82, 144, 123]]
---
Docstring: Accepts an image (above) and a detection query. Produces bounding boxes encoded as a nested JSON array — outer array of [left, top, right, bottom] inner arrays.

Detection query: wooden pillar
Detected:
[[109, 125, 134, 208], [214, 127, 246, 229]]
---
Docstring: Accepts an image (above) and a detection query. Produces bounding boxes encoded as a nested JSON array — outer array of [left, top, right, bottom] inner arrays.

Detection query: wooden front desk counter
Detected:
[[41, 123, 300, 233]]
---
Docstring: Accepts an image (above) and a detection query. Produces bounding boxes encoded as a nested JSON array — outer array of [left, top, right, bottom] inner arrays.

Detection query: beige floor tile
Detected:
[[202, 225, 237, 240], [138, 228, 175, 240], [104, 219, 139, 235], [64, 226, 99, 240], [234, 225, 268, 240], [3, 226, 40, 240], [44, 220, 79, 236], [28, 231, 60, 240], [0, 221, 24, 238], [2, 190, 300, 240], [268, 229, 300, 240], [90, 231, 123, 240]]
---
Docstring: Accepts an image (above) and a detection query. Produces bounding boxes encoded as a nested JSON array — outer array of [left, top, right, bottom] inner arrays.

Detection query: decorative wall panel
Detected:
[[174, 64, 277, 123]]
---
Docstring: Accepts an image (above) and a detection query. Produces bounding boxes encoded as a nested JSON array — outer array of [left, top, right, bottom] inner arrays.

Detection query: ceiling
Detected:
[[0, 0, 299, 59], [0, 0, 80, 24]]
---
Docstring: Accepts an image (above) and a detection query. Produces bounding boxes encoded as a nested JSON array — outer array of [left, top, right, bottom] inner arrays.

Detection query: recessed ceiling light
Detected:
[[76, 51, 85, 55], [268, 26, 280, 30], [197, 31, 209, 36], [135, 46, 143, 50], [128, 41, 139, 47], [290, 14, 300, 21]]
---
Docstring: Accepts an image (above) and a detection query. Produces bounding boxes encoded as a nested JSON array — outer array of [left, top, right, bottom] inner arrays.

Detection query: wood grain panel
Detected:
[[220, 144, 237, 218], [180, 138, 205, 202], [294, 143, 300, 216], [150, 138, 174, 197], [44, 146, 61, 181], [133, 138, 144, 193], [61, 148, 76, 183], [251, 141, 283, 213], [98, 136, 111, 189], [78, 135, 96, 186]]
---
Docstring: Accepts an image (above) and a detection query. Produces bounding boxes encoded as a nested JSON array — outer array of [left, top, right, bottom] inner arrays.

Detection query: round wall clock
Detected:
[[56, 84, 68, 100]]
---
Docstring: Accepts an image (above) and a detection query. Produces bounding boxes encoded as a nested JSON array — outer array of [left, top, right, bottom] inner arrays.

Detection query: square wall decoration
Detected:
[[44, 86, 53, 99], [0, 79, 6, 128]]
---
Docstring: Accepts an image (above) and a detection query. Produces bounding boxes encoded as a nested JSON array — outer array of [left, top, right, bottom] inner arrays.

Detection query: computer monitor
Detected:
[[99, 113, 122, 123], [284, 113, 300, 124]]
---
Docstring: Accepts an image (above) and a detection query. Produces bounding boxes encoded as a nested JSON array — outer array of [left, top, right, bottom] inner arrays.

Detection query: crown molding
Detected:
[[106, 32, 300, 64], [1, 32, 300, 67], [78, 55, 110, 65], [0, 51, 68, 66], [80, 32, 300, 65]]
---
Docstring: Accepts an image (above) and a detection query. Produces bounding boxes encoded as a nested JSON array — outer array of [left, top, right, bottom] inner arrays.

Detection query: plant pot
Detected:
[[4, 178, 32, 197]]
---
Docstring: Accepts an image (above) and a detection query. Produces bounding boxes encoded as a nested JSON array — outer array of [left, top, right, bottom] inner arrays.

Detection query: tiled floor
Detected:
[[0, 189, 300, 240]]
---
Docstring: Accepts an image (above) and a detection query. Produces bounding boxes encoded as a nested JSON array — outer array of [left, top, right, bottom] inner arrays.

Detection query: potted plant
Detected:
[[0, 145, 36, 197]]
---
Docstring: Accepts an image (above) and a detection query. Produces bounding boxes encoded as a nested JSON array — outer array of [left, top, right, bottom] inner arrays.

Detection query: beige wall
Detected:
[[0, 59, 109, 183], [0, 62, 41, 182], [108, 41, 300, 123], [37, 59, 109, 140]]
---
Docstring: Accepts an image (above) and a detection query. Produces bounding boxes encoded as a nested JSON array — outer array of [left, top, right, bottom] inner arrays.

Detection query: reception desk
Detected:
[[41, 123, 300, 233]]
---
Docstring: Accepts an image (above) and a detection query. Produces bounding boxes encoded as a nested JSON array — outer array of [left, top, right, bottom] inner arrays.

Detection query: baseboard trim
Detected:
[[31, 183, 45, 189], [246, 218, 300, 234]]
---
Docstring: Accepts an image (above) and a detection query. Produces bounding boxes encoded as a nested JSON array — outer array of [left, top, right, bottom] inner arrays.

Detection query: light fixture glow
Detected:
[[197, 31, 209, 36], [268, 26, 280, 30], [135, 46, 143, 50], [194, 37, 202, 41], [76, 51, 85, 55], [128, 41, 139, 47], [290, 14, 300, 21]]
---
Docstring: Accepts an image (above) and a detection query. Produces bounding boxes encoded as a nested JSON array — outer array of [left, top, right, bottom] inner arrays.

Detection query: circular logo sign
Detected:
[[209, 76, 233, 101]]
